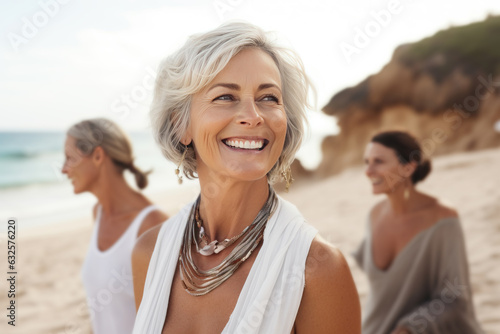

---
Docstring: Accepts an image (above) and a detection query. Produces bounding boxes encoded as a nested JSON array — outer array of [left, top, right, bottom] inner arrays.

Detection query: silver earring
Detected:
[[176, 146, 188, 184], [281, 166, 293, 193]]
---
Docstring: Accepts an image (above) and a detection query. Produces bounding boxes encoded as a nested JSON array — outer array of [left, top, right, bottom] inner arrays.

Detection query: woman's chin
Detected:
[[72, 186, 84, 194], [220, 167, 269, 184], [220, 162, 271, 182], [371, 187, 386, 195]]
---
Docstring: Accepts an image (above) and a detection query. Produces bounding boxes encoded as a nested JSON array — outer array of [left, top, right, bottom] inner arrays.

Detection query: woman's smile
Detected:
[[221, 136, 269, 152]]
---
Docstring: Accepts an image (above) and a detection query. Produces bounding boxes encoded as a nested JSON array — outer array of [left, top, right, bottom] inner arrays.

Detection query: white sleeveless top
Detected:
[[81, 204, 159, 334], [133, 196, 318, 334]]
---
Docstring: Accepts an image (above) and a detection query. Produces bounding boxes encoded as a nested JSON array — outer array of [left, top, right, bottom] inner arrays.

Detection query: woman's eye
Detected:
[[214, 94, 234, 101], [262, 94, 279, 102]]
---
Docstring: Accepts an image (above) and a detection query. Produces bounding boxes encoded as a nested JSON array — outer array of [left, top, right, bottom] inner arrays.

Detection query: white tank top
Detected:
[[133, 196, 318, 334], [81, 204, 159, 334]]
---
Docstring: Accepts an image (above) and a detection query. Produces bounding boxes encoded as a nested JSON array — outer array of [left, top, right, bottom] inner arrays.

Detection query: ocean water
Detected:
[[0, 114, 338, 228], [0, 131, 176, 189], [0, 132, 66, 188], [0, 131, 181, 228]]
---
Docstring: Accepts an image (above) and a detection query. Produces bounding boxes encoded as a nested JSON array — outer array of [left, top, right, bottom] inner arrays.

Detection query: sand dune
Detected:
[[1, 148, 498, 334]]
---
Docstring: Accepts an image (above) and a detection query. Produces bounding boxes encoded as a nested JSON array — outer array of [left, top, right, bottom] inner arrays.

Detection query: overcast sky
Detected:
[[1, 0, 499, 131]]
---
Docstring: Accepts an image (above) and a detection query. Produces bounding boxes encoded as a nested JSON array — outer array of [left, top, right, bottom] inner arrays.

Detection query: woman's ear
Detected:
[[92, 146, 106, 166], [180, 128, 193, 146], [171, 109, 192, 146], [399, 161, 418, 178]]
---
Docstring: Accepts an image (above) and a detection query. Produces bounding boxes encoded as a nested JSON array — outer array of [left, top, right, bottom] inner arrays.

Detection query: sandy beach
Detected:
[[1, 147, 499, 334]]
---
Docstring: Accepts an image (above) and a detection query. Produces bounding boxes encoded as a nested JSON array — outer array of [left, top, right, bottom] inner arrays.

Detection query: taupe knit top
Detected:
[[354, 217, 484, 334]]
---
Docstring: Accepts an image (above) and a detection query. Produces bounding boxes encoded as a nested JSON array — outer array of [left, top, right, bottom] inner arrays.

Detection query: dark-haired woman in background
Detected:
[[62, 118, 168, 334], [354, 131, 483, 334]]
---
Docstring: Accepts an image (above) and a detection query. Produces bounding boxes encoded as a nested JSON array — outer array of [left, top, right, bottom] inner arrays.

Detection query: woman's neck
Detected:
[[198, 176, 270, 242], [91, 163, 144, 215], [386, 181, 416, 215], [386, 183, 433, 216]]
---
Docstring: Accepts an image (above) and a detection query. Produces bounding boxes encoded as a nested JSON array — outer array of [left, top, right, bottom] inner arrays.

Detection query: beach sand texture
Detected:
[[0, 147, 498, 334]]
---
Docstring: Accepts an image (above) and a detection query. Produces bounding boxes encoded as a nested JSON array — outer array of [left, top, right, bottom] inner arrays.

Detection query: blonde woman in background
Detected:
[[62, 118, 168, 334]]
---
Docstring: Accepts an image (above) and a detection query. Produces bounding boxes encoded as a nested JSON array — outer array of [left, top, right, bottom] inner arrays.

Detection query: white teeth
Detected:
[[224, 139, 264, 150]]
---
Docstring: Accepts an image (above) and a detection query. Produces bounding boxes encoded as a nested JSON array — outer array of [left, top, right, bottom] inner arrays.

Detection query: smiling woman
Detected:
[[131, 22, 361, 333], [355, 131, 483, 334]]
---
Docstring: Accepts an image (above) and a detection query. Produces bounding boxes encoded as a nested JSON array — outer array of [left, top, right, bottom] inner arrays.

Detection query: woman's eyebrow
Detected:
[[207, 83, 240, 92], [257, 83, 281, 93], [206, 83, 282, 93]]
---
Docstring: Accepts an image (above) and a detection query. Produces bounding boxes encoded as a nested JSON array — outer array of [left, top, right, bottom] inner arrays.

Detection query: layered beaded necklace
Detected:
[[178, 187, 278, 296]]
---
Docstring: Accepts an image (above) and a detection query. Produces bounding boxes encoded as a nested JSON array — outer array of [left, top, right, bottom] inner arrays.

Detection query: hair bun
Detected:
[[411, 159, 431, 184]]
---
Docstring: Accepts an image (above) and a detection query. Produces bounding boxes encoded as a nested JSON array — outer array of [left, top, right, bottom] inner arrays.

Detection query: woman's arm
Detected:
[[92, 203, 99, 221], [294, 236, 362, 334], [131, 225, 162, 311], [393, 218, 483, 334]]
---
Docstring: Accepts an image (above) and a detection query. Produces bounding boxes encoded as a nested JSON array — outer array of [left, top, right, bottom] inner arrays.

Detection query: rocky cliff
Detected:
[[315, 15, 500, 177]]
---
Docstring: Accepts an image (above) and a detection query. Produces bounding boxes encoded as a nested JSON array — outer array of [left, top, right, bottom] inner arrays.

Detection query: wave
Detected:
[[0, 131, 65, 160], [0, 178, 60, 190], [0, 148, 61, 159]]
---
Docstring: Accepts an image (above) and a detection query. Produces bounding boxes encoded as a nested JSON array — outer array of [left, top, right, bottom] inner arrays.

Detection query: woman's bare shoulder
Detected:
[[434, 200, 459, 220], [294, 236, 361, 333], [133, 223, 163, 262], [419, 193, 458, 219], [137, 209, 169, 238], [304, 236, 350, 278]]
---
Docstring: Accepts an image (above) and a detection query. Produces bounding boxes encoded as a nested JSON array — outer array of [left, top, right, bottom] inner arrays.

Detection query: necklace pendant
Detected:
[[199, 226, 205, 239], [214, 244, 226, 254], [199, 240, 218, 256], [181, 188, 277, 295]]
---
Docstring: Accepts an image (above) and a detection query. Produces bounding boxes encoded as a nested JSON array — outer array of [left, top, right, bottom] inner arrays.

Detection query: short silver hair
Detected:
[[150, 21, 313, 183]]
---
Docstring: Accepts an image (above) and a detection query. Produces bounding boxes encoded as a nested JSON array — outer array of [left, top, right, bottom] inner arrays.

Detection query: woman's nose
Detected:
[[237, 99, 263, 127], [61, 161, 69, 174], [365, 164, 375, 177]]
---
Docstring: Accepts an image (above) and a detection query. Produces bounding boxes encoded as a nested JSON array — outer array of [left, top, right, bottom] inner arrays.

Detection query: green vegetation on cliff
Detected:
[[400, 15, 500, 80], [324, 15, 500, 115]]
